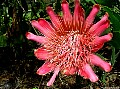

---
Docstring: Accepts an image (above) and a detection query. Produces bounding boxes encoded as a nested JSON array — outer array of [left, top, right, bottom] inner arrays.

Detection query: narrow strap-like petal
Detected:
[[46, 6, 66, 35], [31, 20, 54, 37], [34, 48, 49, 60], [78, 68, 89, 79], [26, 32, 46, 43], [46, 6, 61, 29], [37, 62, 55, 75], [89, 13, 109, 33], [38, 18, 56, 36], [92, 20, 110, 36], [84, 4, 100, 30], [89, 54, 112, 72], [47, 67, 60, 86], [92, 33, 113, 52], [73, 0, 85, 31], [83, 64, 98, 82], [61, 0, 72, 23]]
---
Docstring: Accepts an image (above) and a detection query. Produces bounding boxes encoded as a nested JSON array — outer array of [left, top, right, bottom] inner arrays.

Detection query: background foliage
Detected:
[[0, 0, 120, 89]]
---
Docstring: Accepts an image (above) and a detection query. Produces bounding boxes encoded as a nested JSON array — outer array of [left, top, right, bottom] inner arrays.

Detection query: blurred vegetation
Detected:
[[0, 0, 120, 89]]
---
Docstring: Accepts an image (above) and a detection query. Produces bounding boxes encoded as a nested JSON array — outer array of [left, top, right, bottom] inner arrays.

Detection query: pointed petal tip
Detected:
[[47, 82, 51, 86], [74, 0, 81, 8], [36, 62, 55, 76], [46, 6, 51, 9], [46, 6, 53, 13], [104, 63, 112, 72], [36, 68, 46, 75], [101, 12, 109, 22], [47, 67, 60, 86], [25, 32, 37, 40], [31, 20, 38, 26], [34, 49, 37, 53], [93, 4, 100, 10], [92, 4, 101, 13], [25, 32, 30, 39], [108, 33, 113, 41], [34, 48, 40, 55], [90, 76, 99, 82], [105, 12, 109, 17], [104, 33, 113, 42], [83, 64, 99, 82], [37, 18, 47, 25], [37, 18, 44, 23], [31, 20, 41, 30]]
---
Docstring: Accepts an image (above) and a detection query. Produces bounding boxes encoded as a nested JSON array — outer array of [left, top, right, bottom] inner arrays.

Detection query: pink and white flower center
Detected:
[[44, 31, 95, 72]]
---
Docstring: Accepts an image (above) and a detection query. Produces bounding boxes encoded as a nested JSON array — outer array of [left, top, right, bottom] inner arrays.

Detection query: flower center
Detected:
[[44, 32, 95, 71]]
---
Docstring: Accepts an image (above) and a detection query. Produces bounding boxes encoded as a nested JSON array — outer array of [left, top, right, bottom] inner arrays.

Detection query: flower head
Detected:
[[26, 0, 112, 86]]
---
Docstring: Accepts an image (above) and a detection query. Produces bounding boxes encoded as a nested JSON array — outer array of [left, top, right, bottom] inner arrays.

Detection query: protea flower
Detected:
[[26, 0, 112, 86]]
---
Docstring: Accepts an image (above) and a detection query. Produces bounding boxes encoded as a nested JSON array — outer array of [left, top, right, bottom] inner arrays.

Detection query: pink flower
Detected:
[[26, 0, 112, 86]]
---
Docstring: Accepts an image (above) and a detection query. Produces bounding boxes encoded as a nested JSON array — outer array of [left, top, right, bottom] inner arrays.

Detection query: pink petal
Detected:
[[85, 4, 100, 29], [78, 69, 89, 79], [89, 54, 112, 72], [61, 0, 72, 22], [83, 64, 99, 82], [31, 20, 53, 37], [47, 67, 60, 86], [46, 6, 67, 34], [34, 48, 49, 60], [46, 6, 61, 29], [73, 0, 85, 31], [92, 33, 113, 52], [38, 18, 56, 35], [37, 62, 55, 75], [92, 20, 110, 36], [89, 13, 109, 33], [26, 32, 46, 43]]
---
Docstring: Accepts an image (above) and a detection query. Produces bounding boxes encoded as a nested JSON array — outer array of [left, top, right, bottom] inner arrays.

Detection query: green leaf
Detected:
[[110, 32, 120, 49], [95, 0, 112, 5], [103, 6, 120, 49], [100, 72, 107, 85], [94, 0, 115, 7], [32, 87, 38, 89], [111, 46, 116, 66], [103, 6, 120, 32], [0, 35, 7, 47], [85, 0, 96, 4], [111, 46, 120, 66]]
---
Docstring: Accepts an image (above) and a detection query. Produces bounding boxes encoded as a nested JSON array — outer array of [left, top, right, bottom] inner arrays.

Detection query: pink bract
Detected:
[[26, 0, 112, 86]]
